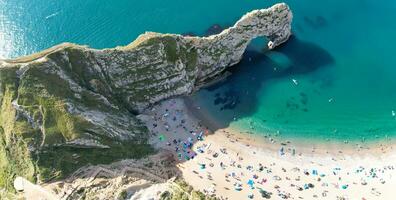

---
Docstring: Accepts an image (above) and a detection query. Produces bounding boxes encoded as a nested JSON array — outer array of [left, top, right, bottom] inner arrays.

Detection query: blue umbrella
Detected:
[[247, 179, 254, 188]]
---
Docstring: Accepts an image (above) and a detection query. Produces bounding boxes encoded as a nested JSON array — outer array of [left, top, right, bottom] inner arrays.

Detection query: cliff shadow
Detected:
[[41, 35, 336, 200], [182, 23, 232, 37], [188, 35, 335, 130]]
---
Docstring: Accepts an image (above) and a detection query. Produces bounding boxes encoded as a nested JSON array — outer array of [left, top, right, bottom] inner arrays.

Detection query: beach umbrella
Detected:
[[159, 134, 165, 141], [247, 179, 254, 188], [273, 176, 281, 181], [259, 189, 271, 199]]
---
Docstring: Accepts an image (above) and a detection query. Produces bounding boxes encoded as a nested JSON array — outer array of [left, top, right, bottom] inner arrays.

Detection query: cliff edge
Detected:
[[0, 3, 292, 191]]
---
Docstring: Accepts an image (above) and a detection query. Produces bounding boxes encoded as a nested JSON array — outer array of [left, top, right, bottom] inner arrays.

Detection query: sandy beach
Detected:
[[139, 98, 396, 200]]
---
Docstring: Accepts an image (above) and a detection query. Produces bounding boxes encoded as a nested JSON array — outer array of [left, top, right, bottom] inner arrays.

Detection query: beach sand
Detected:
[[140, 98, 396, 200]]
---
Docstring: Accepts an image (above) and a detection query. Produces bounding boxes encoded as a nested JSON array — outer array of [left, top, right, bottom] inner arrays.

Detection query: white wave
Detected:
[[45, 11, 60, 19]]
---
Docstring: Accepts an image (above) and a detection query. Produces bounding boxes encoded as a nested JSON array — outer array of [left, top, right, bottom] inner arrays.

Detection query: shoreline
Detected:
[[184, 96, 396, 158], [141, 97, 396, 199]]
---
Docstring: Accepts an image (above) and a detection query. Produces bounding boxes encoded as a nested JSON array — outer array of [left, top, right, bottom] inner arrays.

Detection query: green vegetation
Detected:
[[107, 35, 199, 106], [0, 32, 201, 195], [119, 190, 128, 200], [162, 37, 178, 63], [160, 179, 218, 200], [0, 48, 155, 192], [0, 189, 19, 200], [38, 142, 154, 181], [0, 6, 289, 195], [0, 129, 36, 192], [0, 67, 36, 192]]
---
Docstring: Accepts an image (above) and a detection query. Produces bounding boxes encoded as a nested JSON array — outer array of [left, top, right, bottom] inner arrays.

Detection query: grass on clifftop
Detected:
[[0, 33, 202, 193], [0, 58, 155, 191], [38, 142, 154, 181], [160, 179, 218, 200], [0, 67, 36, 192]]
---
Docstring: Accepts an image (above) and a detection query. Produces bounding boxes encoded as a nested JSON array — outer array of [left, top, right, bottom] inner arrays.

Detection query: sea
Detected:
[[1, 0, 396, 143]]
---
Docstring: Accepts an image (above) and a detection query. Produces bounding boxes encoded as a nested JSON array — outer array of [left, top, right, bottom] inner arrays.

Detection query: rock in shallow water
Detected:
[[0, 3, 292, 187]]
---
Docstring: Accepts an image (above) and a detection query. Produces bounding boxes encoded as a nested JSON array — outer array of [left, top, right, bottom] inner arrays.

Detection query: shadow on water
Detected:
[[303, 16, 328, 30], [182, 23, 232, 37], [196, 35, 335, 129]]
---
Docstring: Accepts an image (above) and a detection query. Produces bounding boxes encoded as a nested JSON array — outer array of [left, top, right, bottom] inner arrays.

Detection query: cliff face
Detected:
[[0, 3, 292, 189]]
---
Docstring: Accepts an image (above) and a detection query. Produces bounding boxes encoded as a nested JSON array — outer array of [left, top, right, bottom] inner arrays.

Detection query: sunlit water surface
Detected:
[[1, 0, 396, 142]]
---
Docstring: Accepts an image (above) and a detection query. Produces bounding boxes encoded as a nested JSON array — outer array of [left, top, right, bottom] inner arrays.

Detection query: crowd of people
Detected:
[[143, 98, 396, 199]]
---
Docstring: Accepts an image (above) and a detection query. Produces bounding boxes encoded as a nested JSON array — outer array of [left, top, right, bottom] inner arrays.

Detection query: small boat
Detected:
[[292, 79, 298, 85], [45, 11, 59, 19], [328, 98, 334, 103], [392, 110, 395, 117]]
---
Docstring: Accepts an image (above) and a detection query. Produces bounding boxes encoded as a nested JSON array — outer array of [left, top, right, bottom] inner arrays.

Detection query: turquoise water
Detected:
[[1, 0, 396, 142]]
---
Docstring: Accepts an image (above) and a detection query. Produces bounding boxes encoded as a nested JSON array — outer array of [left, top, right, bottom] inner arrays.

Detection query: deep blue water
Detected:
[[1, 0, 396, 142]]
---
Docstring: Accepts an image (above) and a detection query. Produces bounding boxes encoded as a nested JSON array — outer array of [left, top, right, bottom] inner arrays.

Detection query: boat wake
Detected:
[[45, 11, 60, 19]]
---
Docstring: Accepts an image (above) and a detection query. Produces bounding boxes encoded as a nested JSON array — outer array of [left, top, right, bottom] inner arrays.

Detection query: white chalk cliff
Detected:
[[0, 3, 292, 188]]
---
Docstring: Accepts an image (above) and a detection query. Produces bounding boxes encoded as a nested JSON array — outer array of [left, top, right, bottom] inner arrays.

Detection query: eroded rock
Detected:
[[0, 3, 292, 189]]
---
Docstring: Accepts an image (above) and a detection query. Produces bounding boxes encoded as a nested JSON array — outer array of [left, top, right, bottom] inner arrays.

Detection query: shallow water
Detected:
[[1, 0, 396, 142], [192, 1, 396, 142]]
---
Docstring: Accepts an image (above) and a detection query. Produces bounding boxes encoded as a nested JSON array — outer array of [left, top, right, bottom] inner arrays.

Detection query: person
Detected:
[[200, 164, 206, 169], [247, 179, 254, 189], [279, 147, 285, 156]]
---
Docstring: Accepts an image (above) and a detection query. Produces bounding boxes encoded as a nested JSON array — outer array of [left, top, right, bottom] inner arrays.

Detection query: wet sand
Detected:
[[140, 97, 396, 200]]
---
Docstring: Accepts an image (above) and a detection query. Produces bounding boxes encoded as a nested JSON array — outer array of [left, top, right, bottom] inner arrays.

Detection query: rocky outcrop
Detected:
[[21, 152, 179, 200], [0, 3, 292, 189]]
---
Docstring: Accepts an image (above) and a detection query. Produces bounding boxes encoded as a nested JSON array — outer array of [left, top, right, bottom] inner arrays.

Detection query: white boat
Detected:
[[45, 11, 59, 19], [292, 79, 298, 85]]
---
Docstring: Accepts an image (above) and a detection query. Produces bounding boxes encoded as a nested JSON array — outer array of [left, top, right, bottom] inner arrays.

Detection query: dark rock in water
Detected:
[[304, 16, 328, 29], [286, 99, 300, 110], [214, 96, 225, 105], [213, 89, 241, 110], [300, 92, 308, 105], [313, 89, 321, 95], [0, 3, 294, 193], [205, 24, 224, 36], [182, 32, 196, 36], [215, 89, 241, 110], [320, 77, 333, 89], [299, 92, 307, 97], [276, 35, 335, 75], [204, 35, 333, 134]]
